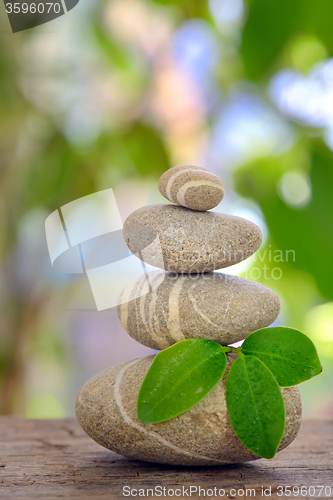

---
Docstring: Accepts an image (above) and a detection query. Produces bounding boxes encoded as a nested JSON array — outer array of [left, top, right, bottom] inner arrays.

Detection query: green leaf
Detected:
[[242, 327, 323, 386], [234, 141, 333, 301], [226, 356, 285, 459], [241, 0, 333, 80], [137, 339, 228, 424]]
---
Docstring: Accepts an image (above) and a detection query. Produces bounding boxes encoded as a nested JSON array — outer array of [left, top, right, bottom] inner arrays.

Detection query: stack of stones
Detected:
[[76, 165, 302, 466]]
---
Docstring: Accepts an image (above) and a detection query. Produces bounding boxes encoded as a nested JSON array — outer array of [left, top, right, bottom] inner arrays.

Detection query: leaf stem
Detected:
[[221, 346, 232, 353], [227, 346, 244, 358]]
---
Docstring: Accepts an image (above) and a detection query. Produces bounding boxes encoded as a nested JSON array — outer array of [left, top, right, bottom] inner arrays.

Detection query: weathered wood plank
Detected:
[[0, 418, 332, 499]]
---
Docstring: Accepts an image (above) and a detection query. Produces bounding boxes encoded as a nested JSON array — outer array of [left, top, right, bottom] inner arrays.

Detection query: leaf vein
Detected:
[[242, 349, 320, 370], [141, 350, 226, 418], [242, 358, 266, 454]]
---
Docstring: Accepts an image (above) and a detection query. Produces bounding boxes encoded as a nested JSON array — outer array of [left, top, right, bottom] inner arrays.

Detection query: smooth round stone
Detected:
[[76, 355, 302, 466], [158, 165, 225, 211], [123, 204, 262, 273], [117, 271, 281, 349]]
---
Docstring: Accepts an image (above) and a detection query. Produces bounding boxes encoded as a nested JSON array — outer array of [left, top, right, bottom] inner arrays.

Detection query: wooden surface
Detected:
[[0, 418, 332, 500]]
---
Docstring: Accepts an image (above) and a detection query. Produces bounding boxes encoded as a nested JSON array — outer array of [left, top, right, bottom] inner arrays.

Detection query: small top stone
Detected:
[[158, 165, 225, 211]]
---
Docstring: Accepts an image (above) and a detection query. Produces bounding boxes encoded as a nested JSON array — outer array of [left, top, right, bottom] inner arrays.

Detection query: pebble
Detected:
[[75, 354, 302, 466], [158, 165, 225, 211], [117, 271, 281, 349], [123, 204, 262, 273]]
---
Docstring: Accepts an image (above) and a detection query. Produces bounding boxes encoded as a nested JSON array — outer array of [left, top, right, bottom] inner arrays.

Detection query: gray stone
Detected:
[[117, 271, 281, 349], [123, 204, 262, 273], [158, 165, 225, 211], [76, 354, 302, 466]]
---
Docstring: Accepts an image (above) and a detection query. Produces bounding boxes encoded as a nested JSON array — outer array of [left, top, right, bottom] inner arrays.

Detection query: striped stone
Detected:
[[117, 271, 281, 349], [158, 165, 225, 211], [123, 204, 263, 273], [75, 355, 302, 466]]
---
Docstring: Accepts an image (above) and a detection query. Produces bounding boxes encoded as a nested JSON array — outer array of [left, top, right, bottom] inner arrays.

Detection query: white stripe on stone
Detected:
[[165, 168, 195, 203], [118, 277, 142, 331], [134, 276, 151, 337], [167, 277, 187, 342], [176, 180, 223, 208], [139, 287, 149, 330], [188, 284, 221, 328], [147, 274, 170, 350], [114, 358, 224, 464]]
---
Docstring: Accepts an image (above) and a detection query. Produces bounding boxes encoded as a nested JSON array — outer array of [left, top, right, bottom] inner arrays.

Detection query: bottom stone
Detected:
[[75, 355, 302, 466]]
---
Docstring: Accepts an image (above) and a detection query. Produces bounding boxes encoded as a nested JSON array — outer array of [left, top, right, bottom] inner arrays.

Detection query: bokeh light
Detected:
[[278, 170, 312, 209]]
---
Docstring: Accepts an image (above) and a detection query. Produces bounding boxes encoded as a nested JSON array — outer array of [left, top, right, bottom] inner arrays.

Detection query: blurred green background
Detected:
[[0, 0, 332, 419]]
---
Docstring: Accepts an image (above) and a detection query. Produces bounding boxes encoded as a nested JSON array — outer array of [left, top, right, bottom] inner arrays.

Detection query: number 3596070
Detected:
[[5, 3, 61, 14]]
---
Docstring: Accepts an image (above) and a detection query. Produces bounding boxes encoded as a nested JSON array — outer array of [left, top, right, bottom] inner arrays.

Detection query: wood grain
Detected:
[[0, 418, 332, 499]]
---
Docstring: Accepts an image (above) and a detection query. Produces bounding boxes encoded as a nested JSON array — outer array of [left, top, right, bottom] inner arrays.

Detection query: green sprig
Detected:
[[137, 327, 322, 459]]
